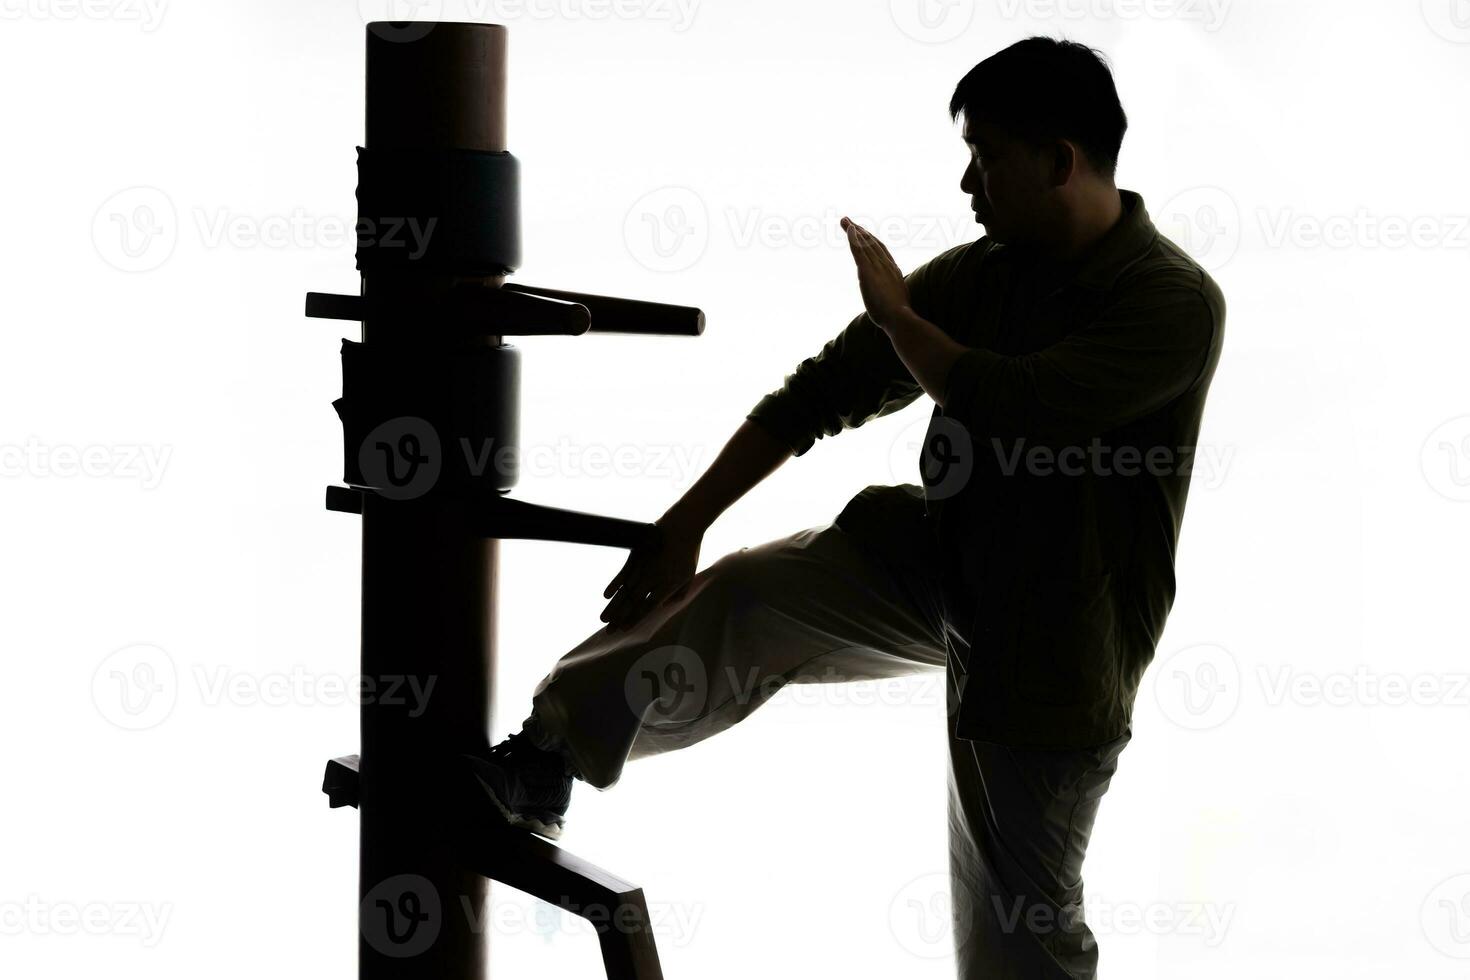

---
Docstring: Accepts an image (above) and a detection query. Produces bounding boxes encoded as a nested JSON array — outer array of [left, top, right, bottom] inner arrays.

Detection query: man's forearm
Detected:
[[879, 307, 969, 407], [661, 418, 794, 532]]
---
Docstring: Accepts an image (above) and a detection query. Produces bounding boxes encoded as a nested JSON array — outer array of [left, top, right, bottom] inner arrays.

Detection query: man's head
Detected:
[[950, 37, 1127, 250]]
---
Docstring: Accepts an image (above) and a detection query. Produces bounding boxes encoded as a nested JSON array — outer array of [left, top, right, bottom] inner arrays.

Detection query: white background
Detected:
[[2, 0, 1469, 977]]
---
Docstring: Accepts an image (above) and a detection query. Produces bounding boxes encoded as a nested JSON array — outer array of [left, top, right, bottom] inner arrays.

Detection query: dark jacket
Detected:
[[746, 190, 1225, 748]]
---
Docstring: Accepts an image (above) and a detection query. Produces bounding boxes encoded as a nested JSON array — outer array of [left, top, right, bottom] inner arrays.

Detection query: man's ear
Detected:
[[1046, 138, 1079, 188]]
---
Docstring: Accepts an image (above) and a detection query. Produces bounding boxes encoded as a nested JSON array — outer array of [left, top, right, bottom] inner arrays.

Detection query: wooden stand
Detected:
[[306, 22, 704, 979]]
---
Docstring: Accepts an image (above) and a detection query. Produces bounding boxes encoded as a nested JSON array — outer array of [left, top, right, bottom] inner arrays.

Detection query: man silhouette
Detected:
[[467, 36, 1225, 979]]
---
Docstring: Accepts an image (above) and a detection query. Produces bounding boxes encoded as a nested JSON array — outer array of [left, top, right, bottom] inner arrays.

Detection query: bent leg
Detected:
[[524, 521, 949, 790]]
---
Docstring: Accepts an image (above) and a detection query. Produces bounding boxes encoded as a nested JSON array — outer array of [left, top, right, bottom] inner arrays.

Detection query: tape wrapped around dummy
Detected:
[[332, 339, 521, 498], [354, 146, 522, 275]]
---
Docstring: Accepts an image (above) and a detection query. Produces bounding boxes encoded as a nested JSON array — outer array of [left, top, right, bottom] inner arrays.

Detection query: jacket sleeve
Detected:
[[939, 267, 1222, 445], [745, 252, 954, 457]]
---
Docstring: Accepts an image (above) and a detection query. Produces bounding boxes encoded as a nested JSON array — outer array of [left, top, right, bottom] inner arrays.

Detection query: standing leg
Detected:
[[946, 654, 1132, 979]]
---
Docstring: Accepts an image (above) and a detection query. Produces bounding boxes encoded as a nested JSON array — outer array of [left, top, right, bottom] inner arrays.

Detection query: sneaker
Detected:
[[463, 730, 575, 840]]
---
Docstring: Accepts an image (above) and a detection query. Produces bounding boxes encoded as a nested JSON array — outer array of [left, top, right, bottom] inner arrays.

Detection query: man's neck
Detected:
[[1008, 188, 1124, 294], [1052, 185, 1125, 263]]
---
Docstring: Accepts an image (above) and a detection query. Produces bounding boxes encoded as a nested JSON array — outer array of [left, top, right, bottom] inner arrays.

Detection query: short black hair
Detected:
[[948, 36, 1127, 179]]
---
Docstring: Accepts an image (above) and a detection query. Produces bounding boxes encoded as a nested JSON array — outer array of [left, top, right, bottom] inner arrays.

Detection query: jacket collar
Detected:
[[983, 189, 1158, 293], [1072, 189, 1157, 290]]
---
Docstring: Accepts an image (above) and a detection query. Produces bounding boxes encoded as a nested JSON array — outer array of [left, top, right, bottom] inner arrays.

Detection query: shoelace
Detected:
[[491, 729, 565, 772], [491, 729, 534, 758]]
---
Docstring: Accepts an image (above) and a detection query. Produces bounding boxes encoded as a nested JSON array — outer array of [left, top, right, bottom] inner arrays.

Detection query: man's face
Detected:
[[959, 116, 1052, 246]]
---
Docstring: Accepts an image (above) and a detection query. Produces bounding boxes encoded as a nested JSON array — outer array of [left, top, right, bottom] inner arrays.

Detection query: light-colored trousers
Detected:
[[523, 510, 1130, 979]]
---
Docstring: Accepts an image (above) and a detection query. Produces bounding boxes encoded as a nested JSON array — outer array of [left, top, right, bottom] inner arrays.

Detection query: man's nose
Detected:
[[959, 161, 978, 196]]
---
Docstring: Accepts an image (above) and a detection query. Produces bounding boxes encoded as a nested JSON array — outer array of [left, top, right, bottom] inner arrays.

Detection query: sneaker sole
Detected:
[[472, 772, 566, 841]]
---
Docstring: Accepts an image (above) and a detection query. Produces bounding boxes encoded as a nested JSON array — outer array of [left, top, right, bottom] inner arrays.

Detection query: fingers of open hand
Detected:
[[601, 553, 638, 623], [855, 223, 896, 268], [601, 548, 671, 630], [842, 217, 868, 264], [603, 578, 664, 631], [604, 552, 636, 600], [843, 218, 899, 285]]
